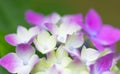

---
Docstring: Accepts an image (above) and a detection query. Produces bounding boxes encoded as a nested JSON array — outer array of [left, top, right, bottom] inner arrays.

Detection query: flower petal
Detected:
[[64, 33, 84, 57], [63, 13, 83, 25], [22, 54, 39, 74], [0, 53, 23, 73], [25, 10, 44, 26], [91, 39, 116, 51], [17, 26, 40, 44], [81, 46, 100, 66], [5, 34, 19, 46], [85, 9, 102, 32], [16, 44, 35, 65], [17, 26, 28, 42], [17, 25, 28, 36], [97, 25, 120, 45], [34, 30, 56, 54], [28, 26, 40, 43], [90, 53, 114, 74], [44, 23, 57, 34], [64, 47, 80, 57], [66, 33, 84, 48], [102, 71, 115, 74], [57, 23, 81, 43], [50, 12, 61, 25]]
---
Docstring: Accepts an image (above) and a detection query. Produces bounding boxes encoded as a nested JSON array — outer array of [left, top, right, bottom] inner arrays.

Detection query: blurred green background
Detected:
[[0, 0, 120, 73]]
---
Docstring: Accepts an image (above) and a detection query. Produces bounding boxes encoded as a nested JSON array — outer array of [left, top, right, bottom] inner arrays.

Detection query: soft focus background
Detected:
[[0, 0, 120, 73]]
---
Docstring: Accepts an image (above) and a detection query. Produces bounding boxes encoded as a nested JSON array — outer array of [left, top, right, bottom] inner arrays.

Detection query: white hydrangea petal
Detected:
[[34, 30, 56, 54], [65, 33, 84, 48], [81, 46, 100, 66], [17, 26, 28, 41], [51, 13, 61, 25], [27, 26, 40, 42]]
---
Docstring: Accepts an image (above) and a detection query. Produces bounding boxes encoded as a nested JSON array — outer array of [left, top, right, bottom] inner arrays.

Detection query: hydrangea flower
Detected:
[[31, 46, 72, 74], [63, 32, 84, 57], [0, 44, 39, 74], [34, 30, 57, 54], [25, 11, 82, 43], [5, 26, 40, 46], [46, 13, 82, 43], [81, 9, 120, 51], [0, 9, 120, 74]]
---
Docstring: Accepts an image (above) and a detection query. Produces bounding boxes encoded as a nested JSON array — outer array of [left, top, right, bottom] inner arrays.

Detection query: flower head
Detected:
[[0, 44, 39, 74], [81, 9, 120, 51], [5, 26, 40, 46], [1, 9, 120, 74]]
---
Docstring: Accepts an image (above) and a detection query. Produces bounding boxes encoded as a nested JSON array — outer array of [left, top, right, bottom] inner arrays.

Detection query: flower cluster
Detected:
[[0, 9, 120, 74]]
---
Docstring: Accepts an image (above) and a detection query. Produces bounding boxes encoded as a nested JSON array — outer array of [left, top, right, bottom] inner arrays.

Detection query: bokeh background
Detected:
[[0, 0, 120, 73]]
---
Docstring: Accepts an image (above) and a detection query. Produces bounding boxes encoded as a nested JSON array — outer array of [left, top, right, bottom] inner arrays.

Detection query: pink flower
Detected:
[[0, 44, 39, 74], [81, 9, 120, 51], [25, 10, 82, 43], [90, 53, 114, 74], [5, 26, 40, 46]]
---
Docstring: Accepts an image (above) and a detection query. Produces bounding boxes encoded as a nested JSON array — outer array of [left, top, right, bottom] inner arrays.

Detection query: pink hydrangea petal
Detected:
[[25, 10, 44, 26], [91, 39, 116, 51], [5, 34, 20, 46], [0, 53, 23, 73], [90, 53, 114, 74], [85, 9, 102, 32], [97, 25, 120, 45], [44, 23, 54, 33], [16, 44, 35, 65]]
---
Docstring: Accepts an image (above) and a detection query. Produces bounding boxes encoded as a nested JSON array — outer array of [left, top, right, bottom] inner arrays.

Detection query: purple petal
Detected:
[[25, 10, 44, 26], [0, 53, 23, 73], [90, 53, 114, 74], [16, 44, 35, 65], [97, 25, 120, 45], [91, 39, 116, 51], [5, 34, 19, 46], [85, 9, 102, 32], [96, 53, 114, 71], [44, 23, 55, 34]]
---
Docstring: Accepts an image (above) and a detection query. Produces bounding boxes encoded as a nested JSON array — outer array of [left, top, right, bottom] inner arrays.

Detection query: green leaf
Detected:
[[0, 31, 15, 58], [0, 66, 9, 74]]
